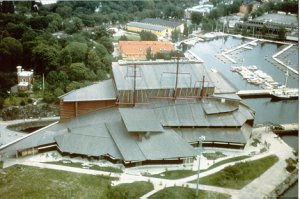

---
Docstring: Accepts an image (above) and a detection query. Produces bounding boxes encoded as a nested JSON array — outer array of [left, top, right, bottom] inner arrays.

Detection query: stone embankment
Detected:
[[267, 170, 298, 198], [1, 103, 59, 121]]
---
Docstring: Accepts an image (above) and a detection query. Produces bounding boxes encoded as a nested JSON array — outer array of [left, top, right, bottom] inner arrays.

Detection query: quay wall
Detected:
[[267, 170, 298, 198]]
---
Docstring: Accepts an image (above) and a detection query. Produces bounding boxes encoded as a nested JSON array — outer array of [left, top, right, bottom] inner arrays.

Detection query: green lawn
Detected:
[[145, 155, 250, 180], [0, 165, 152, 199], [108, 181, 154, 199], [146, 170, 197, 180], [46, 160, 123, 173], [0, 165, 114, 198], [149, 186, 231, 199], [191, 155, 279, 189], [202, 155, 250, 172], [113, 32, 140, 42]]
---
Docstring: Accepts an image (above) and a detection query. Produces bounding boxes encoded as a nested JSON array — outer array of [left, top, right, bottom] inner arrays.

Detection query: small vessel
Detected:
[[270, 69, 299, 101]]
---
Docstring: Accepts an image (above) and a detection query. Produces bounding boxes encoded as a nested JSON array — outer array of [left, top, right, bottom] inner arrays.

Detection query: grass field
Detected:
[[46, 160, 123, 173], [0, 165, 114, 198], [191, 155, 279, 189], [149, 186, 231, 199], [108, 181, 154, 198], [145, 155, 250, 180], [112, 32, 140, 42], [0, 165, 152, 199]]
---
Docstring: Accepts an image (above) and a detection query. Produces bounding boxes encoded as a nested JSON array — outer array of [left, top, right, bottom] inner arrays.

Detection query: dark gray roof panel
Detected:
[[106, 121, 197, 161], [60, 79, 116, 102], [127, 21, 167, 31], [176, 127, 248, 144], [119, 108, 164, 132], [106, 121, 146, 161], [55, 134, 122, 158], [213, 93, 242, 101], [141, 18, 183, 28], [202, 100, 238, 115], [112, 61, 215, 91]]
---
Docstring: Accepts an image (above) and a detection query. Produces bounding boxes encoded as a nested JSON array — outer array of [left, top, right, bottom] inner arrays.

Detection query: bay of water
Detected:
[[190, 36, 299, 198]]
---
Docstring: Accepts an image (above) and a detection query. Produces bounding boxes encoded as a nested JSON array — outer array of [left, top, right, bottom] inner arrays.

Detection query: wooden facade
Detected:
[[60, 100, 116, 121]]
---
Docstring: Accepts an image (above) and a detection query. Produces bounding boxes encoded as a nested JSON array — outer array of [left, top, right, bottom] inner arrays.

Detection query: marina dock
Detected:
[[272, 44, 298, 75], [220, 39, 259, 63], [272, 123, 298, 135], [237, 88, 298, 98]]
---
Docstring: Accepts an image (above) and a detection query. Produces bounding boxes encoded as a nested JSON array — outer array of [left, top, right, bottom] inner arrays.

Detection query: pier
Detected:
[[272, 44, 298, 75], [237, 88, 298, 98], [220, 39, 259, 63], [187, 50, 204, 62], [272, 123, 298, 135]]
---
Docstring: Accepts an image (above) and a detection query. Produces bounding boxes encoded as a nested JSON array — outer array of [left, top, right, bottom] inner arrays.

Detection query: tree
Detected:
[[68, 62, 96, 81], [171, 29, 180, 42], [0, 37, 23, 72], [191, 12, 203, 25], [1, 1, 14, 14], [59, 48, 72, 67], [183, 24, 189, 38], [277, 26, 286, 41], [32, 43, 59, 73], [46, 71, 69, 91], [65, 42, 88, 63], [119, 35, 128, 41], [98, 36, 114, 53], [146, 47, 152, 60], [140, 31, 157, 41], [56, 5, 72, 18], [86, 49, 102, 72], [65, 17, 83, 34]]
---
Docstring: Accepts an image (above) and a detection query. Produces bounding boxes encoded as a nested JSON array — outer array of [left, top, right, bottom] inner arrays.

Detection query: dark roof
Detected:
[[119, 108, 164, 132], [54, 123, 122, 158], [59, 79, 116, 102], [127, 21, 167, 31], [106, 121, 197, 161], [141, 18, 183, 28], [175, 126, 248, 144], [151, 99, 254, 127]]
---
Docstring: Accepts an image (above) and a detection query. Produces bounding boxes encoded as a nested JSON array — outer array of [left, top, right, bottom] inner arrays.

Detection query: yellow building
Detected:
[[127, 22, 168, 37], [141, 18, 184, 35]]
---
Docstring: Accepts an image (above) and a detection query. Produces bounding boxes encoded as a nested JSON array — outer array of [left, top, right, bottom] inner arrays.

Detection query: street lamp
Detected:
[[196, 135, 205, 197]]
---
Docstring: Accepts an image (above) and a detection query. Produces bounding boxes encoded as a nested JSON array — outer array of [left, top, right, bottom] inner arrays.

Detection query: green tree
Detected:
[[56, 5, 72, 18], [277, 26, 286, 41], [191, 12, 203, 25], [183, 24, 189, 38], [146, 47, 152, 60], [59, 48, 72, 67], [65, 17, 83, 34], [119, 35, 128, 41], [65, 42, 88, 63], [86, 49, 102, 72], [171, 29, 180, 42], [68, 62, 96, 81], [46, 71, 69, 91], [140, 31, 157, 41], [32, 43, 59, 73], [0, 37, 23, 72]]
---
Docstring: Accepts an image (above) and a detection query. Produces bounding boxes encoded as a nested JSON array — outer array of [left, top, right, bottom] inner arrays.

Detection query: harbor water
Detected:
[[190, 36, 298, 198]]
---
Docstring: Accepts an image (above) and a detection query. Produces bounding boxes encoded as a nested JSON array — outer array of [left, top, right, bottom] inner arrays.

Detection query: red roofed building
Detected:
[[119, 41, 175, 60]]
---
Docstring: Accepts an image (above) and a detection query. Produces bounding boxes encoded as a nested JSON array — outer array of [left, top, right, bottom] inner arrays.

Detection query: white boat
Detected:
[[271, 90, 298, 101]]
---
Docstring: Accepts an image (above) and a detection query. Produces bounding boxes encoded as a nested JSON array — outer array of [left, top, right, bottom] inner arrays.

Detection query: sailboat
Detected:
[[271, 69, 298, 101]]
